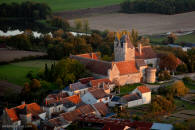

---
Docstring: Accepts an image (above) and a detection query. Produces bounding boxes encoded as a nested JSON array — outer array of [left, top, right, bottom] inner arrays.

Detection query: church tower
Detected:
[[114, 33, 135, 61]]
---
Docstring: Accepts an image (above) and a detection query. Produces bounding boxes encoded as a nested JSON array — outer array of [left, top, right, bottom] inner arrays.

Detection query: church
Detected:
[[70, 34, 158, 86]]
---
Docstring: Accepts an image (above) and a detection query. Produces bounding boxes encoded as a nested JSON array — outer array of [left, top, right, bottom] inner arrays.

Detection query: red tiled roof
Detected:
[[60, 109, 81, 122], [65, 95, 81, 104], [77, 104, 95, 115], [79, 114, 152, 130], [122, 93, 141, 102], [5, 103, 43, 122], [114, 61, 139, 75], [79, 77, 94, 84], [90, 78, 111, 87], [135, 46, 157, 59], [93, 102, 108, 116], [77, 53, 99, 60], [70, 54, 112, 76], [137, 86, 151, 93], [89, 88, 109, 99], [136, 59, 147, 67]]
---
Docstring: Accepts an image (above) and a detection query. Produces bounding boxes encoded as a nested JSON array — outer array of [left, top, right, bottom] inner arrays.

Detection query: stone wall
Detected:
[[117, 73, 141, 86]]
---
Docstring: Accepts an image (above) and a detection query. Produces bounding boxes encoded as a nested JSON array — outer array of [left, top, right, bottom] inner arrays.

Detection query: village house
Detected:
[[81, 88, 111, 104], [43, 94, 83, 119], [2, 102, 46, 130], [43, 116, 70, 130], [63, 77, 94, 96], [121, 86, 151, 108], [70, 33, 158, 86]]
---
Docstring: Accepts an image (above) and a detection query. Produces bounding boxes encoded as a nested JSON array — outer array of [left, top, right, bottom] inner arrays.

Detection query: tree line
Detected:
[[121, 0, 195, 15], [0, 2, 51, 19]]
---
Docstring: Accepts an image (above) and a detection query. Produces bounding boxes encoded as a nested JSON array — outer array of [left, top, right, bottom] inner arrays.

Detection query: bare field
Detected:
[[0, 80, 22, 96], [0, 49, 47, 62], [69, 11, 195, 35]]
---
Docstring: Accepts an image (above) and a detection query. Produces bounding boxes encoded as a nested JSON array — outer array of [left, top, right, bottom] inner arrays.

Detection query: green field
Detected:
[[0, 0, 125, 12], [149, 32, 195, 44], [118, 83, 142, 96], [0, 60, 56, 86], [174, 99, 195, 110]]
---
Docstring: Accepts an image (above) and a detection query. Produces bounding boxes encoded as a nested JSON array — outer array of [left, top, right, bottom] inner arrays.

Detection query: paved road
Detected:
[[174, 73, 195, 80]]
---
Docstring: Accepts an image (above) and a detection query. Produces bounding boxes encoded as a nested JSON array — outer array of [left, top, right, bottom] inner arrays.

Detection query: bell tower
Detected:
[[114, 33, 135, 61]]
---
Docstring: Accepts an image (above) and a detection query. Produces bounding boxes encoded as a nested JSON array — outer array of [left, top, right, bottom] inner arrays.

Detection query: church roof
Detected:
[[136, 59, 147, 67], [135, 46, 157, 59], [113, 60, 139, 75]]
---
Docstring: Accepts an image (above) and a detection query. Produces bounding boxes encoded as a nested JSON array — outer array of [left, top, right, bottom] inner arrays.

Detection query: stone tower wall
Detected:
[[114, 40, 135, 61], [146, 68, 156, 83]]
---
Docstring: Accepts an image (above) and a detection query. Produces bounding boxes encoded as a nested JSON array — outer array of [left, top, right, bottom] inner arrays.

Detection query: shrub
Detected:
[[170, 81, 189, 97], [158, 71, 171, 81], [183, 76, 193, 84], [176, 64, 188, 73]]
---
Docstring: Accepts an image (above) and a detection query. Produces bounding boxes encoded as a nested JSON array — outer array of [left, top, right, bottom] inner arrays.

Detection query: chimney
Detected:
[[138, 43, 142, 55], [21, 101, 25, 105], [45, 99, 47, 105]]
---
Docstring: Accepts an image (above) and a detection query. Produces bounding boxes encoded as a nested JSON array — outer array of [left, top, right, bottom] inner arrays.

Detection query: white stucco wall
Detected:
[[142, 92, 151, 104], [127, 99, 143, 108]]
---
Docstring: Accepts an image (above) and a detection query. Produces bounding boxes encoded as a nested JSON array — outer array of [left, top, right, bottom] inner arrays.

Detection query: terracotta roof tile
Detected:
[[90, 78, 111, 87], [114, 60, 139, 75], [77, 104, 95, 115], [137, 86, 151, 93], [135, 46, 157, 59], [122, 93, 141, 102], [77, 53, 99, 60], [79, 77, 94, 84], [60, 109, 81, 122], [5, 103, 43, 122], [65, 95, 81, 104], [89, 88, 109, 99], [93, 102, 108, 116], [136, 59, 147, 67]]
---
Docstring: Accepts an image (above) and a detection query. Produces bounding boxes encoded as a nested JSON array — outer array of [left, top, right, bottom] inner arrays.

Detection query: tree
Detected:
[[83, 19, 90, 34], [159, 53, 179, 72], [158, 70, 171, 81], [151, 95, 175, 113], [130, 29, 139, 46], [170, 80, 189, 97], [30, 79, 41, 89], [167, 32, 177, 44], [50, 16, 70, 31], [74, 19, 82, 32], [186, 48, 195, 72], [54, 58, 90, 86], [53, 29, 64, 38]]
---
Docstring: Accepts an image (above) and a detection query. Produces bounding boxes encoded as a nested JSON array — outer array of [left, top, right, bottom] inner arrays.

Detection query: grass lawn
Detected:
[[0, 60, 56, 86], [185, 82, 195, 90], [0, 0, 125, 12], [148, 32, 195, 44], [174, 99, 195, 110], [118, 83, 143, 96]]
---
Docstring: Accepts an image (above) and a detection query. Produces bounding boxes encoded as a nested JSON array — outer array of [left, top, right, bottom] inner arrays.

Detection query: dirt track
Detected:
[[69, 11, 195, 35]]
